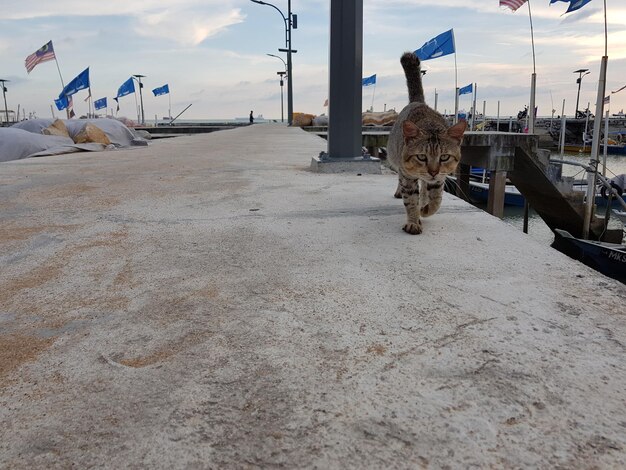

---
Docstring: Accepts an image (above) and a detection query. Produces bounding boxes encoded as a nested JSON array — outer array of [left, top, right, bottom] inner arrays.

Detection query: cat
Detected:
[[386, 52, 467, 234]]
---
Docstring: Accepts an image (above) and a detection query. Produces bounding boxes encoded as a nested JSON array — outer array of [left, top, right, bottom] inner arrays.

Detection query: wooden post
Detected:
[[487, 170, 507, 218]]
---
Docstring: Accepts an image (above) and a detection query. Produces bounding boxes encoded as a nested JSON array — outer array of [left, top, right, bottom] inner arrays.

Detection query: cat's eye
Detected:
[[414, 154, 428, 162], [440, 154, 453, 162]]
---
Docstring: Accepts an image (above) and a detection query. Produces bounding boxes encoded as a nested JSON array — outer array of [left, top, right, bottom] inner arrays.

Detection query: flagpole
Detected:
[[371, 82, 376, 111], [582, 0, 608, 240], [527, 0, 536, 134], [52, 50, 70, 119], [452, 29, 458, 124]]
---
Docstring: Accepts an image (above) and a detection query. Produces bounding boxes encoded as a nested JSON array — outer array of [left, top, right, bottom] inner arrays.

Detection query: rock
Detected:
[[72, 123, 112, 145], [42, 119, 70, 137]]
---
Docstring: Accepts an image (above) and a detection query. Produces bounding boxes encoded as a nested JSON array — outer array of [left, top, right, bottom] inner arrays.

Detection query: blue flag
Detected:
[[116, 77, 135, 98], [59, 67, 90, 98], [550, 0, 593, 14], [152, 84, 170, 96], [54, 95, 70, 111], [94, 97, 107, 110], [414, 29, 455, 61], [362, 74, 376, 87], [458, 83, 473, 95]]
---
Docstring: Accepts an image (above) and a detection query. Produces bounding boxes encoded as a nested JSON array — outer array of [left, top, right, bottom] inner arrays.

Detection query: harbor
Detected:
[[1, 124, 626, 467]]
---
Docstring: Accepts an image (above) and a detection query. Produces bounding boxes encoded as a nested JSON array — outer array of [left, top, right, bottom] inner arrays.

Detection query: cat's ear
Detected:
[[446, 120, 467, 142], [403, 121, 420, 140]]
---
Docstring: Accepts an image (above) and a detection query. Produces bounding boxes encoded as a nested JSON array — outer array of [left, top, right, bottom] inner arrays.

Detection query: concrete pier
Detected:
[[1, 124, 625, 468]]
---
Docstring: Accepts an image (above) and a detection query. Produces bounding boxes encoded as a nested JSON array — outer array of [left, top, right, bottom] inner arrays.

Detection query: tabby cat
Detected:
[[387, 52, 467, 234]]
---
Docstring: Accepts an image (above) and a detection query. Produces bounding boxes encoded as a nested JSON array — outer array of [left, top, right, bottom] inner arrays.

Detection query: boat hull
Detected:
[[552, 229, 626, 283]]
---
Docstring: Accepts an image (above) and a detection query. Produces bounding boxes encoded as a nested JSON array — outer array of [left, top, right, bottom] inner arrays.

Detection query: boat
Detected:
[[563, 143, 626, 155], [444, 175, 526, 207], [552, 229, 626, 283]]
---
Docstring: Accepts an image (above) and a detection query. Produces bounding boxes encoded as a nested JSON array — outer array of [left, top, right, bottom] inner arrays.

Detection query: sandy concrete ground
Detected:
[[1, 124, 625, 469]]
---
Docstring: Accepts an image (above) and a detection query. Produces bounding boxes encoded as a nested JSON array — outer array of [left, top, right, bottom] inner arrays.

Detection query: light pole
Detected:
[[0, 79, 9, 124], [133, 74, 146, 125], [251, 0, 297, 125], [574, 68, 590, 118], [267, 53, 287, 122]]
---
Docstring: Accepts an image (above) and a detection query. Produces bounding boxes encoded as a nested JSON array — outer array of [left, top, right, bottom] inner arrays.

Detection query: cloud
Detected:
[[4, 1, 246, 46], [134, 8, 245, 46]]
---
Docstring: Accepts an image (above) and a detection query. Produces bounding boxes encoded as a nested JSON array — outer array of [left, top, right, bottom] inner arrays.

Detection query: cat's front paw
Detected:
[[402, 221, 422, 235]]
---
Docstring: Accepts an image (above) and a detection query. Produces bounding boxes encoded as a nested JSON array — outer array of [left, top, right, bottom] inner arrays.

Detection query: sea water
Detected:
[[499, 152, 626, 245]]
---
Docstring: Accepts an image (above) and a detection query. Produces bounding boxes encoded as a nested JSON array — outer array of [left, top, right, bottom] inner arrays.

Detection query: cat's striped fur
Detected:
[[387, 52, 467, 234]]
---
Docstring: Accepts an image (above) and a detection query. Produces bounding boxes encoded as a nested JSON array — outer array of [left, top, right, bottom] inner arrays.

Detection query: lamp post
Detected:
[[574, 68, 590, 118], [267, 53, 287, 122], [0, 79, 9, 124], [133, 74, 146, 125], [250, 0, 297, 125]]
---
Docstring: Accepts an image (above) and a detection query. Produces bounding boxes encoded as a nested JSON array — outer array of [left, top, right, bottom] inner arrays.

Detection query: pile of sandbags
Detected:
[[362, 110, 398, 126], [1, 118, 148, 162]]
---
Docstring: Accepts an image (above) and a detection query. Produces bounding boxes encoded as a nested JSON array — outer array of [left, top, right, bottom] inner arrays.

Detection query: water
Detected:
[[499, 151, 626, 245]]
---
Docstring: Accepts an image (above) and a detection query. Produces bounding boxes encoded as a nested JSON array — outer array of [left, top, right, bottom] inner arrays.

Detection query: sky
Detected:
[[1, 0, 625, 121]]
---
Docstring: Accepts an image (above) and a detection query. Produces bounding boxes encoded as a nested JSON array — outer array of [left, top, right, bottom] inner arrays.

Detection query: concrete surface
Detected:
[[1, 124, 625, 469]]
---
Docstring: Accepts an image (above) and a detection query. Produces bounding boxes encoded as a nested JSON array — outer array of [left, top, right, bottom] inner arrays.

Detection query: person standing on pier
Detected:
[[249, 111, 254, 124]]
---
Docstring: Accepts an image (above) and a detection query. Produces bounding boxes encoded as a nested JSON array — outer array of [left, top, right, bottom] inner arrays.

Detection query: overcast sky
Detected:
[[1, 0, 625, 121]]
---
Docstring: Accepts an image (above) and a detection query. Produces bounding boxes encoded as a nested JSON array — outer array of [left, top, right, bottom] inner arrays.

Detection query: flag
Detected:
[[458, 83, 473, 95], [59, 67, 90, 98], [612, 84, 626, 94], [25, 40, 56, 74], [94, 97, 107, 110], [84, 89, 92, 102], [362, 74, 376, 87], [152, 84, 170, 97], [116, 77, 135, 98], [323, 98, 328, 107], [550, 0, 593, 14], [54, 95, 70, 111], [113, 97, 120, 112], [604, 95, 610, 105], [414, 29, 455, 61], [499, 0, 528, 11]]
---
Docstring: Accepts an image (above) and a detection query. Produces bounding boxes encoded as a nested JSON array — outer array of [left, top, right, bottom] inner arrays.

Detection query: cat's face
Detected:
[[400, 120, 467, 182]]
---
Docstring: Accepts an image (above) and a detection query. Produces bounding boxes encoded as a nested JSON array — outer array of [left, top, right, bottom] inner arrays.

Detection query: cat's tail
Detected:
[[400, 52, 425, 104]]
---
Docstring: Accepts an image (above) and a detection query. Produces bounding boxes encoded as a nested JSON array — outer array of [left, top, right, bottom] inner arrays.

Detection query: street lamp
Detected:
[[250, 0, 297, 125], [267, 53, 287, 122], [133, 74, 146, 125], [0, 79, 9, 124], [574, 68, 590, 118]]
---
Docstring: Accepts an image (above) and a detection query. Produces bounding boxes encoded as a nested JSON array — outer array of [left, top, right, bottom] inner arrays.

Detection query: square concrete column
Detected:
[[310, 0, 380, 174]]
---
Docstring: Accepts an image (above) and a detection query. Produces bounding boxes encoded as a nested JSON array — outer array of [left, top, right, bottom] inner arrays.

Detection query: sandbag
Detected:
[[0, 128, 77, 162], [42, 119, 70, 137], [292, 112, 315, 127], [73, 123, 112, 145]]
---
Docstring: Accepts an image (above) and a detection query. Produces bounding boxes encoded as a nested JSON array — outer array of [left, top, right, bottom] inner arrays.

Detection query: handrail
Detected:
[[550, 158, 626, 211]]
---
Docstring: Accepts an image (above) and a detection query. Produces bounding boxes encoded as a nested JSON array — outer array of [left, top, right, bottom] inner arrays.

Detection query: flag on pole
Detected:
[[152, 84, 170, 96], [604, 95, 610, 105], [458, 83, 473, 95], [54, 95, 73, 111], [323, 98, 328, 107], [414, 29, 455, 61], [94, 97, 107, 110], [25, 40, 56, 74], [499, 0, 528, 12], [116, 77, 135, 98], [550, 0, 593, 14], [84, 89, 92, 102], [59, 67, 90, 98], [54, 95, 70, 111], [362, 74, 377, 87]]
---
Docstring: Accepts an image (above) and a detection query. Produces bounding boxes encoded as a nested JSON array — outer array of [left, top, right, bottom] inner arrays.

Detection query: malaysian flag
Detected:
[[500, 0, 528, 11], [25, 41, 56, 74]]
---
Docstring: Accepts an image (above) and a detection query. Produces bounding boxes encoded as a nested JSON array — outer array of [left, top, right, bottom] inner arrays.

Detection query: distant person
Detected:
[[249, 111, 254, 124]]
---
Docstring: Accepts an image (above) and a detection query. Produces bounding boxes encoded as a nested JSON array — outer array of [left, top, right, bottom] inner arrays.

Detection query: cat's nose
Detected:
[[428, 169, 438, 177]]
